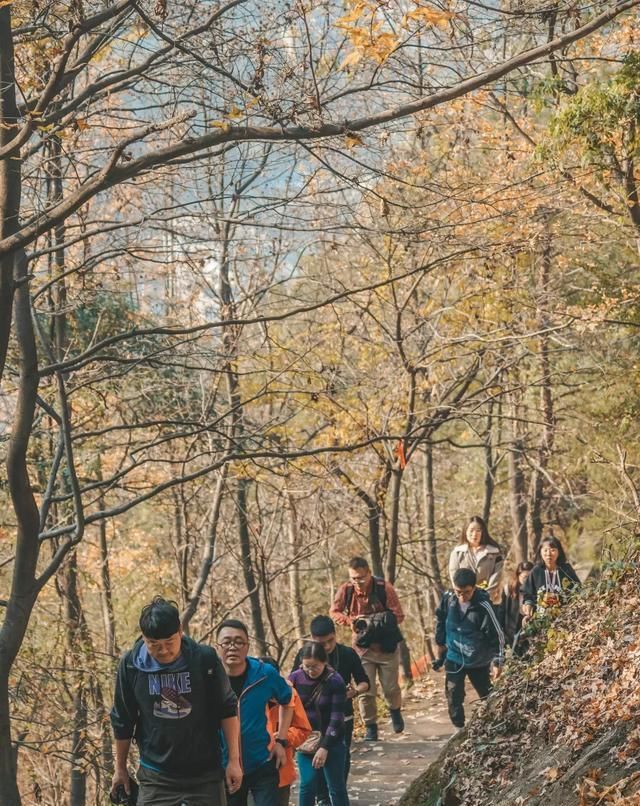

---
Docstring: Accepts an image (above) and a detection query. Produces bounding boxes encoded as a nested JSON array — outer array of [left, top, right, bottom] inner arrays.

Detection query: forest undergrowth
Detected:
[[401, 544, 640, 806]]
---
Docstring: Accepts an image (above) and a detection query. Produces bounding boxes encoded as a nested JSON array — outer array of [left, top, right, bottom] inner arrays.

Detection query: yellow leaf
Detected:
[[75, 118, 90, 132], [210, 121, 232, 133], [227, 105, 244, 120], [340, 49, 363, 70], [335, 2, 368, 27], [406, 6, 454, 27], [345, 132, 364, 148]]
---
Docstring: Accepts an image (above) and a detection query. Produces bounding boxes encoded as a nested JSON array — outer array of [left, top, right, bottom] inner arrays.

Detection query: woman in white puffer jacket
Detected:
[[449, 515, 504, 605]]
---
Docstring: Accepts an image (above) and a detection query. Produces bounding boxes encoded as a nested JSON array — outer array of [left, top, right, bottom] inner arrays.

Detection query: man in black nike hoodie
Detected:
[[110, 597, 241, 805]]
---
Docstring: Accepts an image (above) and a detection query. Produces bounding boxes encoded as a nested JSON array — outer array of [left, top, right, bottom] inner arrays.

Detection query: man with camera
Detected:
[[110, 597, 242, 805], [330, 557, 405, 741]]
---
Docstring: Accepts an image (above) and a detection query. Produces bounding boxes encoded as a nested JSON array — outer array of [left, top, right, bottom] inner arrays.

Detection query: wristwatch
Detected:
[[275, 738, 289, 748]]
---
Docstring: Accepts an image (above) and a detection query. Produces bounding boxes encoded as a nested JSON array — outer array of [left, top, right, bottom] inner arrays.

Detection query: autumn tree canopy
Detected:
[[2, 0, 640, 803]]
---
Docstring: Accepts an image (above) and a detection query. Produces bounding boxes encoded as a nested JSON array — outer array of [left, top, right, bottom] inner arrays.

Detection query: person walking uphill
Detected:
[[522, 536, 581, 624], [291, 615, 369, 804], [110, 597, 242, 806], [289, 642, 350, 806], [217, 620, 294, 806], [449, 515, 504, 605], [435, 569, 505, 729], [329, 556, 404, 741]]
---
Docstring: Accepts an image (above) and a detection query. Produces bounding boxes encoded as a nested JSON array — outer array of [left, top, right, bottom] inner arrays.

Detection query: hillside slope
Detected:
[[400, 554, 640, 805]]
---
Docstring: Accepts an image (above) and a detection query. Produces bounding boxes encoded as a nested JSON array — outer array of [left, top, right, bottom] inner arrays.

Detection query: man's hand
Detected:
[[346, 684, 357, 700], [491, 663, 503, 681], [225, 759, 243, 794], [269, 740, 287, 769], [110, 768, 130, 798], [312, 747, 328, 769]]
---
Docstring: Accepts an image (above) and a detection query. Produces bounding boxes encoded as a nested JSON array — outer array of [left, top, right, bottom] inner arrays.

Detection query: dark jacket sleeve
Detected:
[[319, 676, 346, 750], [435, 592, 449, 647], [207, 647, 238, 720], [290, 648, 303, 675], [522, 566, 540, 607], [110, 652, 139, 740], [349, 650, 370, 689]]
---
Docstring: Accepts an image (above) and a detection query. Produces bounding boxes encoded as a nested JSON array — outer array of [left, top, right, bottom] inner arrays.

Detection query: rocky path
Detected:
[[347, 674, 454, 806]]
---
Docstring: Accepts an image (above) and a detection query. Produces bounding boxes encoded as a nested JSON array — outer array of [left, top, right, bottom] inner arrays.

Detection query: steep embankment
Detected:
[[400, 555, 640, 806]]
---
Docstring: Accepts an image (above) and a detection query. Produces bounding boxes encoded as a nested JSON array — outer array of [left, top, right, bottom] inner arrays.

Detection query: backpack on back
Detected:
[[344, 576, 388, 614]]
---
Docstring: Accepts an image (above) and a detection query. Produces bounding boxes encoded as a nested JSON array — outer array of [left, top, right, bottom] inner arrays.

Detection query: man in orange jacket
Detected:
[[262, 657, 312, 806]]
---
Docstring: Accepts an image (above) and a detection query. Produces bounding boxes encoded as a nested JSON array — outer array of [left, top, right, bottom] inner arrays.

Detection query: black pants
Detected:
[[137, 766, 226, 805], [444, 663, 492, 728], [227, 760, 279, 806], [315, 720, 354, 804]]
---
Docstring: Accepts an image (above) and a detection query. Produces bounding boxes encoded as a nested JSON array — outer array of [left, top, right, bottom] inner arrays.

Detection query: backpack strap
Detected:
[[344, 577, 388, 615]]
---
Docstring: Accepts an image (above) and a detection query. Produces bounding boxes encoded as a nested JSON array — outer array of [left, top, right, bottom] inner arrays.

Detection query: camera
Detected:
[[109, 780, 139, 806], [353, 617, 370, 632], [431, 656, 446, 671]]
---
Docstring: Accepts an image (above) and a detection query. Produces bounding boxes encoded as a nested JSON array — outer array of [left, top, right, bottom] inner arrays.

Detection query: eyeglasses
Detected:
[[218, 638, 248, 649]]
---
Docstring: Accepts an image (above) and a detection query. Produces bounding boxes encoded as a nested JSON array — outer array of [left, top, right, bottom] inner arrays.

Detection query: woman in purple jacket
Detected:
[[289, 643, 349, 806]]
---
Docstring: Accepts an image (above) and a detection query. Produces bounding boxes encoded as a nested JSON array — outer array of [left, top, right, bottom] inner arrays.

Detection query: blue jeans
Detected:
[[228, 759, 280, 806], [297, 743, 350, 806], [315, 720, 353, 803]]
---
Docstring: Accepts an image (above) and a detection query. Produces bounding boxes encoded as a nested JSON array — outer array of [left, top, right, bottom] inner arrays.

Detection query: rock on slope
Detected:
[[399, 555, 640, 806]]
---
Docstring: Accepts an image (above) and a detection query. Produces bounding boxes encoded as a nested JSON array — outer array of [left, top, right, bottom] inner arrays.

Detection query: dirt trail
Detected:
[[347, 674, 454, 806]]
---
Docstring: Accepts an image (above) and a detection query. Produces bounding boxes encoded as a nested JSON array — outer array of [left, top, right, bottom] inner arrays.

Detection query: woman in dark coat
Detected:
[[522, 537, 581, 623]]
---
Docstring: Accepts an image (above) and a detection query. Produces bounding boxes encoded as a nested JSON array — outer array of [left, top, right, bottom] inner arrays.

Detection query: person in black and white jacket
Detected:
[[522, 536, 581, 624]]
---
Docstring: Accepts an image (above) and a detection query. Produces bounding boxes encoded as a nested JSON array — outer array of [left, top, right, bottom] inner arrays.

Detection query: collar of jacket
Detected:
[[453, 543, 500, 559]]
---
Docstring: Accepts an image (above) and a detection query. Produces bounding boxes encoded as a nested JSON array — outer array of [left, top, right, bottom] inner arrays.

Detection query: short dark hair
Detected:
[[139, 597, 180, 639], [260, 656, 280, 672], [310, 615, 335, 637], [348, 556, 369, 571], [535, 536, 568, 567], [453, 568, 477, 588], [300, 641, 328, 663], [216, 618, 249, 638]]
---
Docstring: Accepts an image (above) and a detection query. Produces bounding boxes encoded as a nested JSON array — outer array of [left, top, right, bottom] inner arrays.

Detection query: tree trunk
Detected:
[[528, 217, 555, 556], [58, 553, 88, 806], [182, 466, 228, 631], [386, 467, 404, 583], [0, 7, 19, 384], [509, 436, 528, 563], [98, 495, 117, 656], [482, 400, 497, 525], [237, 479, 267, 654], [287, 495, 305, 643], [422, 444, 442, 605]]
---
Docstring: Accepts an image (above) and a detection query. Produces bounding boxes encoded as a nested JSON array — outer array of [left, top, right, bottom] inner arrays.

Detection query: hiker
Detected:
[[329, 556, 405, 741], [291, 615, 369, 802], [289, 642, 350, 806], [260, 657, 312, 806], [217, 620, 294, 806], [434, 568, 505, 730], [449, 515, 504, 605], [110, 597, 242, 805], [501, 562, 534, 648], [522, 536, 581, 623]]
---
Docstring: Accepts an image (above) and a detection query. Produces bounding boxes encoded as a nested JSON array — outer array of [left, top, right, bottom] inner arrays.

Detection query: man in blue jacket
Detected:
[[434, 568, 505, 729], [110, 597, 242, 805], [217, 619, 293, 806]]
